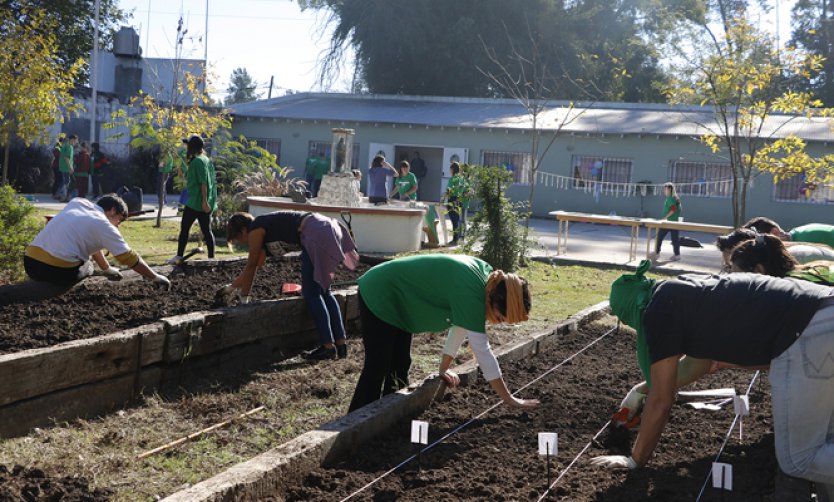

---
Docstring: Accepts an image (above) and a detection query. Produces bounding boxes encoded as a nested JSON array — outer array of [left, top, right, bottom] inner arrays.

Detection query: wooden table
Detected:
[[641, 219, 733, 258], [549, 211, 643, 261]]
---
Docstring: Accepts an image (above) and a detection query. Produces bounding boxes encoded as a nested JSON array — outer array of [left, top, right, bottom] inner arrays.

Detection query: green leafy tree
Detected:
[[0, 6, 82, 185], [788, 0, 834, 107], [2, 0, 127, 85], [463, 165, 525, 273], [665, 17, 834, 226], [225, 67, 261, 105]]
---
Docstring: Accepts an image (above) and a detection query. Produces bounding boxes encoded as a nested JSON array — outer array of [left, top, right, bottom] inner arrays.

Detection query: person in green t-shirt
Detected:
[[57, 134, 78, 202], [443, 161, 471, 245], [389, 161, 418, 201], [348, 254, 540, 412], [310, 152, 329, 197], [169, 136, 216, 264], [648, 182, 682, 262]]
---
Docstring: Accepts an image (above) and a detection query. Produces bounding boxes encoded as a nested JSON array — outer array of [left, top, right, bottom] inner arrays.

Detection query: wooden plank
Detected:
[[0, 368, 161, 439], [0, 330, 143, 407]]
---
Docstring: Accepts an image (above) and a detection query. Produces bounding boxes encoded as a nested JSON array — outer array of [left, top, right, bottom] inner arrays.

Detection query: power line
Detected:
[[133, 9, 309, 21]]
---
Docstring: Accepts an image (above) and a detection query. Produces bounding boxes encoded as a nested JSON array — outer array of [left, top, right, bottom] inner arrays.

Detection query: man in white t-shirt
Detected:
[[24, 195, 170, 291]]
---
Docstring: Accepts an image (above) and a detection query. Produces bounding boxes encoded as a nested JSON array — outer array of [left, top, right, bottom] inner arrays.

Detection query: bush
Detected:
[[0, 186, 41, 284], [462, 164, 526, 273], [211, 191, 247, 239], [6, 143, 53, 193]]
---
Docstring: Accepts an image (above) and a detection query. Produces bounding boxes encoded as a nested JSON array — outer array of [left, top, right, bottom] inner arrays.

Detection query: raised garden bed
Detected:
[[281, 317, 777, 501]]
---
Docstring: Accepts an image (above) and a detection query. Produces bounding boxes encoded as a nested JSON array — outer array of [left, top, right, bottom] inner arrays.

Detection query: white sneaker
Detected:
[[670, 255, 681, 262], [167, 255, 183, 266], [647, 252, 658, 260]]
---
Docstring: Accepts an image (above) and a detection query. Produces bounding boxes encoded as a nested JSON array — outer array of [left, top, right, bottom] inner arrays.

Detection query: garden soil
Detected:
[[0, 464, 112, 501], [0, 256, 369, 354], [287, 318, 776, 501]]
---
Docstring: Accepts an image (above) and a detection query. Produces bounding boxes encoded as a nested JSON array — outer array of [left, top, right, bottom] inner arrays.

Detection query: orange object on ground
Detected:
[[611, 408, 641, 429], [282, 283, 302, 295]]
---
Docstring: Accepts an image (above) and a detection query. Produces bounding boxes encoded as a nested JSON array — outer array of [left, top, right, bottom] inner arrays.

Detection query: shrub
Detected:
[[0, 186, 40, 284], [6, 143, 53, 193], [462, 164, 526, 273]]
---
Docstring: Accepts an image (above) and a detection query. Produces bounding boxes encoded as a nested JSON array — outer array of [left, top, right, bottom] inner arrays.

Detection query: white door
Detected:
[[369, 143, 395, 194], [441, 147, 469, 197]]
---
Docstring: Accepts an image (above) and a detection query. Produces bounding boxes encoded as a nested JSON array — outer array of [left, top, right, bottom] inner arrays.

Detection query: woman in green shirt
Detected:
[[347, 254, 540, 412], [169, 136, 216, 264], [648, 182, 682, 262], [444, 162, 471, 245]]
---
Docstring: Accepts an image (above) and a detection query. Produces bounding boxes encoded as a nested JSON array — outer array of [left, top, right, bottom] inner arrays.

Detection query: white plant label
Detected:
[[411, 420, 428, 445], [712, 462, 733, 491], [538, 432, 558, 456], [733, 395, 750, 416]]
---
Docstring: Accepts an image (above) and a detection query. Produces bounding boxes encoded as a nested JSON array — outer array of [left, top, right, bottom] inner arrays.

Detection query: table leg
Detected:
[[564, 221, 570, 255], [646, 227, 654, 258], [556, 220, 562, 255]]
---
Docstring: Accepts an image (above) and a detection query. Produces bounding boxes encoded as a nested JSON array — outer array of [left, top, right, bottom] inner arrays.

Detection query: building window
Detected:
[[482, 150, 532, 184], [571, 156, 632, 188], [308, 140, 361, 171], [252, 138, 281, 165], [669, 160, 732, 197], [773, 174, 834, 204]]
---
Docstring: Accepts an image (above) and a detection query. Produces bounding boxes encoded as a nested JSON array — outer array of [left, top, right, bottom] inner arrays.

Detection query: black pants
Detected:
[[655, 228, 680, 255], [177, 206, 215, 258], [348, 292, 413, 412], [24, 255, 83, 285]]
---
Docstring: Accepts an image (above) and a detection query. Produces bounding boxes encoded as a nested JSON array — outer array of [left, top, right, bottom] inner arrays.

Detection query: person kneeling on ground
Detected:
[[593, 260, 834, 500], [24, 195, 171, 290], [718, 227, 834, 269], [223, 211, 359, 360], [348, 254, 540, 412]]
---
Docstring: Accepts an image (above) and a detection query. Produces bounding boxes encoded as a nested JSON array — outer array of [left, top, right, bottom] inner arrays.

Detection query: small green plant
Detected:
[[463, 164, 526, 272], [232, 164, 305, 202], [0, 186, 40, 283]]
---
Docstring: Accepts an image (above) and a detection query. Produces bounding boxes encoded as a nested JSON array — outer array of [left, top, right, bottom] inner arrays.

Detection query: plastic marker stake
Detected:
[[538, 432, 558, 489], [712, 462, 733, 491], [678, 388, 736, 398], [733, 394, 750, 440], [411, 420, 428, 471]]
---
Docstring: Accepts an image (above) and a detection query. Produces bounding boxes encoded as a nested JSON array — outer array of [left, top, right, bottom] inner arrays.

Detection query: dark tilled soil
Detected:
[[0, 257, 369, 354], [286, 318, 775, 501], [0, 464, 112, 502]]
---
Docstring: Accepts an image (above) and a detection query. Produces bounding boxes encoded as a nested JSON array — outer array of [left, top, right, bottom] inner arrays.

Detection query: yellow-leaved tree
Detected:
[[665, 17, 834, 227], [0, 5, 83, 185], [106, 70, 231, 226]]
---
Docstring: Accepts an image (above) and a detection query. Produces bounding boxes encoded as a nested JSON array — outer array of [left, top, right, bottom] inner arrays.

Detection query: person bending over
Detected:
[[223, 210, 359, 360], [25, 195, 170, 290], [348, 254, 540, 412], [594, 262, 834, 500]]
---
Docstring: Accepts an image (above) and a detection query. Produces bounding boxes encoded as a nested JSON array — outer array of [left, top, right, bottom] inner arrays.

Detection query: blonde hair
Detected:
[[485, 271, 530, 324]]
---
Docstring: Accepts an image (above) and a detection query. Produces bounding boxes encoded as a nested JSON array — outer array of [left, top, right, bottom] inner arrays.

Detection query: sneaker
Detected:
[[670, 255, 681, 262], [305, 345, 336, 361], [647, 252, 658, 260], [167, 255, 184, 266], [336, 344, 347, 359]]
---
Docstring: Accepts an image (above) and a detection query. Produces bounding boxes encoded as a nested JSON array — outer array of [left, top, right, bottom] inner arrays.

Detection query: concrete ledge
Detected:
[[163, 302, 611, 502]]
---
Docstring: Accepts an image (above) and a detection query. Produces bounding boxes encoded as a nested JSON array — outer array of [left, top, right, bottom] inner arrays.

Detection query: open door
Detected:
[[441, 147, 469, 197], [369, 143, 395, 193]]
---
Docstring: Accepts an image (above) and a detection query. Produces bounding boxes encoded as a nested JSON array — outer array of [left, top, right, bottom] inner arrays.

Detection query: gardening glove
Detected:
[[75, 261, 95, 281], [150, 273, 171, 290], [239, 295, 251, 305], [612, 383, 647, 429], [590, 455, 638, 470], [101, 267, 123, 281]]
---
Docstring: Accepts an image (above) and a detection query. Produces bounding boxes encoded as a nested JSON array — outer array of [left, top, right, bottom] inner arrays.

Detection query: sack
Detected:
[[679, 235, 702, 248]]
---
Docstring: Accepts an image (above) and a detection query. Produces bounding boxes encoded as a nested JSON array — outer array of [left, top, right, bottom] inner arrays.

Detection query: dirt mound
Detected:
[[0, 257, 368, 354], [0, 464, 112, 501]]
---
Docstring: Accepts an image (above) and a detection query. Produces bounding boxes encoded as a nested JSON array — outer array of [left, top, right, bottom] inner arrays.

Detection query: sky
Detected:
[[117, 0, 798, 104], [117, 0, 353, 102]]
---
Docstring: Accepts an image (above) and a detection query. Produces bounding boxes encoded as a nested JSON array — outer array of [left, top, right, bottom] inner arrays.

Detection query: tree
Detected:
[[665, 17, 834, 226], [788, 0, 834, 107], [2, 0, 127, 86], [0, 6, 82, 185], [106, 70, 231, 226], [225, 67, 260, 105], [300, 0, 671, 101]]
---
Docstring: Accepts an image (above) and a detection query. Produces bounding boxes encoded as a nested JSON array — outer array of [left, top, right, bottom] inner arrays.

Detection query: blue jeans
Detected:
[[769, 302, 834, 496], [301, 247, 345, 346]]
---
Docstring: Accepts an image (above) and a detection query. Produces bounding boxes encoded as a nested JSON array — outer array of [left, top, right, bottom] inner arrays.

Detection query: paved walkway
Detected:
[[23, 193, 180, 221], [24, 193, 725, 273]]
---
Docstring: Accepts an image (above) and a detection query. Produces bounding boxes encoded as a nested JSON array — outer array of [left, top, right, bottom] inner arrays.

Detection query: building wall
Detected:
[[231, 117, 834, 229]]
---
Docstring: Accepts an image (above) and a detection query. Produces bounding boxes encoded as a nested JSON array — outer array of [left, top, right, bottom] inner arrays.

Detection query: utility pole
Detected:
[[90, 0, 101, 143], [268, 75, 274, 99], [203, 0, 209, 94]]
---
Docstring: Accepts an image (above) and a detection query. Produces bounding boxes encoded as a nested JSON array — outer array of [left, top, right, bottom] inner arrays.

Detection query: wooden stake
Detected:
[[136, 406, 266, 460]]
